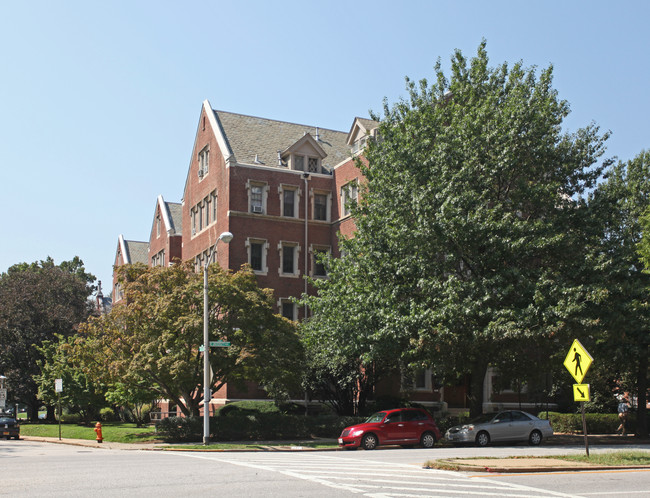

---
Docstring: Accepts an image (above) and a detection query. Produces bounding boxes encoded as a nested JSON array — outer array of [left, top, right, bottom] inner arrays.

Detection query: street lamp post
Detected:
[[203, 231, 233, 445]]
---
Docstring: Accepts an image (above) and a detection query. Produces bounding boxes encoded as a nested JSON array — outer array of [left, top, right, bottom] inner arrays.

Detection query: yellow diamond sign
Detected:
[[563, 339, 593, 384], [573, 384, 590, 402]]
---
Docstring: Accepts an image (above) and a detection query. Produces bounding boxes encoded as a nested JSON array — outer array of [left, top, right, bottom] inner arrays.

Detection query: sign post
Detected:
[[55, 378, 63, 441], [563, 339, 593, 456]]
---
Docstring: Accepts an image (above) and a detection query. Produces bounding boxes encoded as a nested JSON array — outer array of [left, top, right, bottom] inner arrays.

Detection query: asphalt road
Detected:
[[1, 439, 649, 497]]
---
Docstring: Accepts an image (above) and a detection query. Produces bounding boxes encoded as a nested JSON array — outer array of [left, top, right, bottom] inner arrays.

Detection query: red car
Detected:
[[338, 407, 442, 450]]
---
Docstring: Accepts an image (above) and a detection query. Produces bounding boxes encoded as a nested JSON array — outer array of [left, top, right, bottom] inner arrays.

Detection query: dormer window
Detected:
[[294, 155, 304, 171]]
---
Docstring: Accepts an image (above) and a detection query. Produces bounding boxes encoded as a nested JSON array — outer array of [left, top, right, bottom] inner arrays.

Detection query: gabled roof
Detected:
[[209, 101, 351, 170], [117, 234, 148, 265], [346, 117, 380, 146], [151, 195, 182, 237]]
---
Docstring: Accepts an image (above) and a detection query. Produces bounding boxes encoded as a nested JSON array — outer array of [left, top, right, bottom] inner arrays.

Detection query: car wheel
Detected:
[[529, 430, 542, 446], [420, 432, 436, 448], [361, 433, 378, 450], [475, 431, 490, 447]]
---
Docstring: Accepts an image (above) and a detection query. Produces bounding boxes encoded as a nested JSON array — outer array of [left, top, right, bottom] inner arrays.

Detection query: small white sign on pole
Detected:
[[55, 379, 63, 393]]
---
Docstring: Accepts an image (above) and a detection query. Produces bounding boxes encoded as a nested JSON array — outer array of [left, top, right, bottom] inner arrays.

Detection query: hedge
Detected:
[[538, 411, 641, 434], [155, 412, 365, 442]]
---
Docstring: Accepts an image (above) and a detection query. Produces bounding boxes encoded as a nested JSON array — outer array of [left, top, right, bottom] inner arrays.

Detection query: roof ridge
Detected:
[[213, 109, 348, 134]]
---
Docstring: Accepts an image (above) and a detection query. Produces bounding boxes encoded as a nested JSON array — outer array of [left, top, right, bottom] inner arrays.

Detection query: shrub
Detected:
[[538, 411, 626, 434], [155, 416, 202, 442], [100, 407, 117, 422], [59, 413, 82, 424]]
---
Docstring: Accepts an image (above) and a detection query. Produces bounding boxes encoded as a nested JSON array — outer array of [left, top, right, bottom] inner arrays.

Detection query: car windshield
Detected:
[[468, 413, 498, 424], [364, 411, 387, 423]]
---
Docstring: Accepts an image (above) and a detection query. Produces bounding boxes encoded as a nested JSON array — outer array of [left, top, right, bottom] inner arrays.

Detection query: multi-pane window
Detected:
[[211, 191, 217, 221], [341, 181, 359, 216], [313, 249, 327, 277], [251, 185, 264, 213], [198, 147, 209, 178], [281, 300, 295, 321], [250, 242, 263, 271], [152, 250, 165, 267], [282, 245, 295, 274], [190, 190, 218, 237], [308, 157, 318, 173], [283, 189, 295, 217], [314, 193, 328, 221]]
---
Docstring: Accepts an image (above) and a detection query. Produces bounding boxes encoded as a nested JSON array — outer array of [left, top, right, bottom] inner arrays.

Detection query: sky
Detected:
[[1, 0, 648, 294]]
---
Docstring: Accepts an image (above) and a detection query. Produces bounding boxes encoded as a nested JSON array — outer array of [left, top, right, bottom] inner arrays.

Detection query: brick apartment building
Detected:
[[111, 101, 382, 413], [112, 100, 533, 414]]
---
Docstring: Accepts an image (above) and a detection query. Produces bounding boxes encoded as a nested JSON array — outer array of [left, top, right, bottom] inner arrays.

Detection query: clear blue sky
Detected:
[[1, 0, 648, 293]]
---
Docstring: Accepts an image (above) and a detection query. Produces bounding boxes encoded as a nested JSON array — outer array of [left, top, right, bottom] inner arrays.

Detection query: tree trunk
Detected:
[[46, 404, 56, 422], [467, 362, 488, 418], [635, 339, 648, 438]]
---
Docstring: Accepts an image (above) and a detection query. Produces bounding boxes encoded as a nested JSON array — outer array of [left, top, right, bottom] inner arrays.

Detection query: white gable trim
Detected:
[[203, 100, 234, 164], [156, 195, 175, 235], [118, 234, 130, 264]]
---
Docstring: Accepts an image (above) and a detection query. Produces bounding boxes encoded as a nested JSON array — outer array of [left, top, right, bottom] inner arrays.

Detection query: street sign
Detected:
[[55, 378, 63, 393], [563, 339, 593, 383], [0, 388, 6, 409], [573, 384, 590, 402], [200, 341, 231, 352]]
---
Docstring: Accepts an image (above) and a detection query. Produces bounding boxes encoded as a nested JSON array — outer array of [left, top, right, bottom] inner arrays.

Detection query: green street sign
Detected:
[[200, 341, 231, 352]]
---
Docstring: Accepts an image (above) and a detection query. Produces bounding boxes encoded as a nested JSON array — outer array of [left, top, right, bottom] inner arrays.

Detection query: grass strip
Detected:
[[19, 423, 158, 443]]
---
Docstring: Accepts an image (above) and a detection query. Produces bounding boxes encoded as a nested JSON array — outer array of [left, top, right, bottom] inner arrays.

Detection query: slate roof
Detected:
[[213, 110, 352, 171], [166, 202, 183, 233], [124, 240, 149, 264], [355, 117, 380, 132]]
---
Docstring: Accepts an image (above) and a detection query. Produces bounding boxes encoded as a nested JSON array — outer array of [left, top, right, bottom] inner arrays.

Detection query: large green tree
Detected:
[[0, 257, 95, 420], [76, 262, 303, 417], [591, 150, 650, 438], [305, 42, 610, 417]]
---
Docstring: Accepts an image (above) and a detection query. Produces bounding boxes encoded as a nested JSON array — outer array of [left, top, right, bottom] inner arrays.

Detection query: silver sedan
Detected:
[[445, 410, 553, 447]]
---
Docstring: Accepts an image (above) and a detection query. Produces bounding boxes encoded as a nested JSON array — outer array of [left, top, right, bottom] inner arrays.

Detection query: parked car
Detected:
[[0, 413, 20, 440], [445, 410, 553, 447], [338, 407, 442, 450]]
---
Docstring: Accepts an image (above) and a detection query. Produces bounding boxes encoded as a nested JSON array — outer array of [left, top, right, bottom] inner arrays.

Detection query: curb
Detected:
[[432, 459, 650, 473]]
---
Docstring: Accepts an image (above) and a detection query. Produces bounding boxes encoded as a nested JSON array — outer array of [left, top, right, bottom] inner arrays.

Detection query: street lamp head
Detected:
[[218, 231, 234, 244]]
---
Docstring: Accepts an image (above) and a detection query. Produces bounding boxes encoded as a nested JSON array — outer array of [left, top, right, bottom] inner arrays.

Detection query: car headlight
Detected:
[[350, 429, 364, 437], [460, 425, 475, 433]]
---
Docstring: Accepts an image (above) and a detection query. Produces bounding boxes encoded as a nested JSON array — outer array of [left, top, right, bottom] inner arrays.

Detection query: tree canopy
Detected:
[[303, 42, 610, 416], [0, 257, 95, 420], [75, 262, 303, 417]]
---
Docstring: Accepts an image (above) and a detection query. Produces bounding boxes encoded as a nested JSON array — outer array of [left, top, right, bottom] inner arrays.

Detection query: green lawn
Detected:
[[556, 451, 650, 466], [19, 422, 159, 443]]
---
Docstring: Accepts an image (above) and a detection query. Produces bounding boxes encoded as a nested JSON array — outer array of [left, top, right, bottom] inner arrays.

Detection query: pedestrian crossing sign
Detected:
[[563, 339, 593, 384], [573, 384, 590, 402]]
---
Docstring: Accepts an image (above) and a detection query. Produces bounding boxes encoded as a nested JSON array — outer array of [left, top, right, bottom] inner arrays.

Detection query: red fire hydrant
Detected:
[[94, 422, 103, 443]]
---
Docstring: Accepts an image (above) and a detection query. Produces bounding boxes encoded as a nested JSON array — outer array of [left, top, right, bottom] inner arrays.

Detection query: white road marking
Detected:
[[170, 452, 578, 497]]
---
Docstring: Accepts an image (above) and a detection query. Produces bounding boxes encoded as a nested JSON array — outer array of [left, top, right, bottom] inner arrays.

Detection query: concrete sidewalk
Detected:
[[434, 456, 650, 473]]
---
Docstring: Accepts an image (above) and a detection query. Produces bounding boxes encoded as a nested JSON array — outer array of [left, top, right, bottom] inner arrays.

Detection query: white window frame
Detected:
[[309, 244, 329, 278], [278, 241, 300, 277], [341, 180, 359, 217], [198, 146, 209, 179], [278, 184, 300, 218], [245, 238, 269, 275], [247, 180, 269, 215], [311, 190, 331, 222], [277, 298, 296, 321]]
